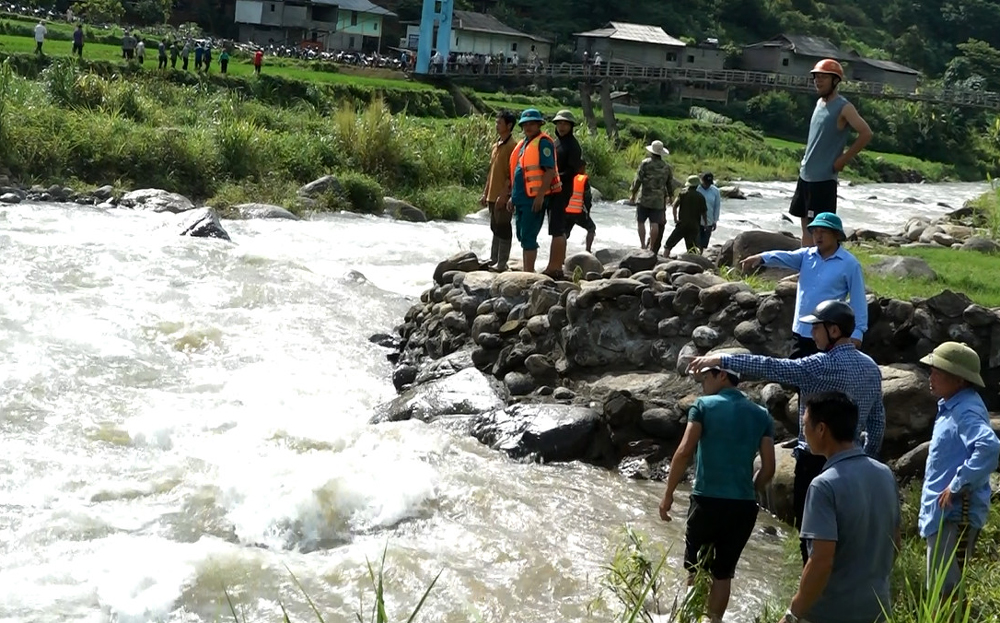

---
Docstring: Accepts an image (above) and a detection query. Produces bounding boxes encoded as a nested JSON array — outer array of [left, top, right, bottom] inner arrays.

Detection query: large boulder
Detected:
[[371, 367, 508, 424], [620, 250, 658, 274], [297, 175, 341, 198], [732, 230, 800, 271], [491, 272, 552, 298], [565, 252, 604, 277], [961, 237, 1000, 254], [473, 404, 602, 463], [868, 256, 937, 280], [893, 441, 931, 482], [384, 197, 427, 223], [0, 192, 20, 204], [881, 364, 937, 443], [762, 446, 797, 524], [120, 188, 195, 213], [179, 208, 231, 241], [233, 203, 300, 220], [433, 251, 481, 285]]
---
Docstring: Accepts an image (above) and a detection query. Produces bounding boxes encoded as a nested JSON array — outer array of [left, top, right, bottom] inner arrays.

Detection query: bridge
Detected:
[[436, 62, 1000, 111]]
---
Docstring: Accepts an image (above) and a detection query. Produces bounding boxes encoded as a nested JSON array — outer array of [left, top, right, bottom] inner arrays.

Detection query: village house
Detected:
[[402, 10, 551, 61], [680, 38, 726, 72], [846, 52, 920, 92], [234, 0, 395, 52], [574, 21, 686, 68]]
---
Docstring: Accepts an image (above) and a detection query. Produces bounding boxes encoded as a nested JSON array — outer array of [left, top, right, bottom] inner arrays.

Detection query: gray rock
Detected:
[[526, 282, 562, 317], [964, 304, 997, 328], [734, 320, 766, 345], [756, 296, 785, 325], [473, 404, 601, 463], [586, 278, 643, 299], [553, 387, 575, 400], [660, 260, 706, 275], [734, 290, 760, 309], [565, 252, 604, 277], [442, 311, 469, 332], [0, 192, 20, 204], [672, 283, 703, 315], [504, 372, 536, 396], [961, 236, 1000, 254], [673, 273, 727, 289], [392, 365, 418, 391], [526, 315, 549, 335], [384, 196, 427, 222], [658, 317, 682, 337], [881, 365, 937, 441], [692, 326, 722, 350], [233, 203, 300, 220], [926, 290, 973, 318], [732, 230, 800, 269], [491, 272, 552, 298], [699, 282, 750, 312], [931, 232, 957, 247], [525, 354, 556, 377], [620, 250, 658, 273], [894, 441, 931, 481], [372, 367, 507, 423], [675, 253, 716, 271], [639, 408, 685, 440], [676, 341, 701, 374], [434, 251, 481, 285], [471, 313, 501, 341], [93, 184, 114, 201], [297, 175, 341, 198], [120, 188, 196, 213], [179, 208, 231, 241], [868, 255, 937, 280], [603, 390, 645, 428]]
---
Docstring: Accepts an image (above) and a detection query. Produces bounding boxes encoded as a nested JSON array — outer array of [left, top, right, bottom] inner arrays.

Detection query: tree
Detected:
[[75, 0, 125, 23], [945, 39, 1000, 92], [128, 0, 173, 25]]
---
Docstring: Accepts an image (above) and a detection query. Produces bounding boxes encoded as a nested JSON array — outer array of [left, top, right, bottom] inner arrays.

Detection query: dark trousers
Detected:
[[220, 59, 229, 74], [35, 41, 43, 53], [794, 451, 828, 565], [171, 56, 177, 68], [699, 225, 714, 248], [72, 43, 83, 57], [663, 223, 699, 254], [254, 64, 261, 75], [182, 57, 189, 70], [488, 200, 513, 241], [158, 56, 167, 69]]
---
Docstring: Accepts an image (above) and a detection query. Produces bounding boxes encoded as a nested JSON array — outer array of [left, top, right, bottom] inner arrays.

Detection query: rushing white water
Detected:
[[0, 181, 986, 623]]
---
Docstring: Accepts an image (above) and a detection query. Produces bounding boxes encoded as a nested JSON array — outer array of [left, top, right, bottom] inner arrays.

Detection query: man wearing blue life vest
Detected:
[[507, 109, 561, 273], [790, 59, 873, 246]]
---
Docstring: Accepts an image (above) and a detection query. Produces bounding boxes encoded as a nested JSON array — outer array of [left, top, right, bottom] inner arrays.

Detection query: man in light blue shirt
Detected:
[[740, 212, 867, 357], [696, 172, 722, 248], [918, 342, 1000, 598]]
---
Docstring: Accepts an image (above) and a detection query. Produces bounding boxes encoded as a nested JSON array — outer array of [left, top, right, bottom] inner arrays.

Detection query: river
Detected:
[[0, 181, 986, 623]]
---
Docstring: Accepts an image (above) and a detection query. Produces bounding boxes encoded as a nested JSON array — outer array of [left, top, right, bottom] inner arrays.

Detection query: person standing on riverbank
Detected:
[[254, 48, 264, 75], [181, 40, 190, 70], [660, 362, 775, 623], [170, 41, 179, 68], [220, 48, 230, 74], [481, 110, 517, 272], [564, 160, 597, 253], [688, 299, 885, 567], [72, 24, 84, 58], [918, 342, 1000, 601], [629, 140, 675, 254], [204, 45, 213, 72], [34, 21, 46, 54], [697, 172, 722, 248], [663, 175, 708, 255], [194, 41, 204, 71], [158, 39, 168, 69], [791, 59, 873, 246], [507, 108, 561, 274], [136, 37, 146, 65], [780, 392, 900, 623], [740, 213, 867, 354], [547, 110, 582, 278]]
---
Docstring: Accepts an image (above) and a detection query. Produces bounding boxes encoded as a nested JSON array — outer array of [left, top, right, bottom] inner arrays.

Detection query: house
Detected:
[[234, 0, 395, 52], [680, 39, 726, 71], [574, 22, 685, 68], [401, 10, 551, 61], [848, 54, 920, 92], [741, 34, 845, 76]]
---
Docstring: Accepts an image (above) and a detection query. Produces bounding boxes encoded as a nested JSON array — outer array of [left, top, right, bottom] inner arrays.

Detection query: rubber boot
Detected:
[[489, 236, 500, 266], [495, 239, 512, 272]]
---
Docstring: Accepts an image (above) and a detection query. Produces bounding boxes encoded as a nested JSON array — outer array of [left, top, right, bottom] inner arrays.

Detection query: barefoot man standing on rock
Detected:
[[688, 299, 885, 567], [660, 362, 775, 623], [790, 59, 872, 246]]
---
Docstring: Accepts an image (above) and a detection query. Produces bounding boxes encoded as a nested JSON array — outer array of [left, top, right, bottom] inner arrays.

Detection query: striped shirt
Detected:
[[720, 343, 885, 457]]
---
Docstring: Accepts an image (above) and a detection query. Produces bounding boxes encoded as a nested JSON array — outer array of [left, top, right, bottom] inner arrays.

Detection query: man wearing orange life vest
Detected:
[[564, 160, 596, 253], [507, 108, 561, 273]]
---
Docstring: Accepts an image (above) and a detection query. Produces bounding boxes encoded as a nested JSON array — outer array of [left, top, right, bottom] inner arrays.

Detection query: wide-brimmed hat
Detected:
[[646, 140, 669, 156], [553, 109, 577, 125], [807, 212, 846, 240], [517, 108, 545, 126], [694, 365, 740, 380], [919, 342, 985, 388], [686, 175, 701, 187]]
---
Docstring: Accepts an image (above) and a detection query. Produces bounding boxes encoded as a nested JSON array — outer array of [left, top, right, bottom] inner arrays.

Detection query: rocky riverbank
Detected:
[[372, 228, 1000, 524]]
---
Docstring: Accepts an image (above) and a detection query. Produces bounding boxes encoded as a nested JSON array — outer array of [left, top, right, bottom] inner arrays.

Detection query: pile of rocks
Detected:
[[374, 233, 1000, 523], [847, 205, 1000, 255]]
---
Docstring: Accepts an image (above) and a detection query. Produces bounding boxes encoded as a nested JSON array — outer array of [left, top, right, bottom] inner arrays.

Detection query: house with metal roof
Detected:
[[234, 0, 395, 52], [574, 22, 687, 68], [847, 52, 920, 92], [740, 34, 846, 76], [401, 10, 551, 61]]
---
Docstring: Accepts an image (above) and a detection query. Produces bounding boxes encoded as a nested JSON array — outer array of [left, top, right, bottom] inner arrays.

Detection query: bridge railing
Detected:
[[437, 61, 1000, 109]]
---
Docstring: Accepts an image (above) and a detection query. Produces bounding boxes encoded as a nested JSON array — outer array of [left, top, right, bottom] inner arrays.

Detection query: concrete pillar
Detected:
[[415, 0, 454, 75]]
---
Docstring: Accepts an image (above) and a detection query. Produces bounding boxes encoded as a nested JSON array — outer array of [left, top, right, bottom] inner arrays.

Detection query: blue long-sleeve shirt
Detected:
[[761, 245, 868, 341], [919, 388, 1000, 537], [696, 184, 722, 226], [721, 343, 885, 457]]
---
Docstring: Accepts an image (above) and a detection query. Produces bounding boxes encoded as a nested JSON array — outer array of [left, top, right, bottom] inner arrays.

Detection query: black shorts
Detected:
[[685, 495, 759, 580], [547, 193, 567, 237], [565, 210, 596, 237], [789, 177, 838, 221], [636, 206, 666, 225]]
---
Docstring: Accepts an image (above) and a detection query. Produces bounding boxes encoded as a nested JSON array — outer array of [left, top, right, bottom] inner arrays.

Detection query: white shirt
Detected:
[[136, 41, 145, 56], [34, 24, 46, 42]]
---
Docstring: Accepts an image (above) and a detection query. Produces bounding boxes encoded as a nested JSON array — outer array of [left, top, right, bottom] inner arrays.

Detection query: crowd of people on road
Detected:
[[480, 57, 1000, 623]]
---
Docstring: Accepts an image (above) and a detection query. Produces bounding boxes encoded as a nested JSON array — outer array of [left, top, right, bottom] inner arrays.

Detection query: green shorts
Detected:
[[514, 198, 547, 251]]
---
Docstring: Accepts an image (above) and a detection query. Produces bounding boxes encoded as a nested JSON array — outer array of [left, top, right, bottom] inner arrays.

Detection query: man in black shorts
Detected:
[[660, 361, 775, 622], [791, 59, 872, 246], [564, 159, 597, 252], [545, 110, 582, 278]]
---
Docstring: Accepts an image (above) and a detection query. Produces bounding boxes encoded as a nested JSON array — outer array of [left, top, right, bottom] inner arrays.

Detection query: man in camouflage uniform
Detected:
[[630, 140, 676, 254]]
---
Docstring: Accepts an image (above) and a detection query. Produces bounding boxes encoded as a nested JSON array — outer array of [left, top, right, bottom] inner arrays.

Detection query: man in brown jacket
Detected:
[[481, 110, 517, 271]]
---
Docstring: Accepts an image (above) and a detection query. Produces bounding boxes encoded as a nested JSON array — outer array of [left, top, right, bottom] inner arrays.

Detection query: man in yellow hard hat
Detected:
[[789, 58, 873, 246]]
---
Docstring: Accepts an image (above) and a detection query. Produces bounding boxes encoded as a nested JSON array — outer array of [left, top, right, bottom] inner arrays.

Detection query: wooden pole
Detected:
[[578, 81, 597, 135], [599, 79, 618, 141]]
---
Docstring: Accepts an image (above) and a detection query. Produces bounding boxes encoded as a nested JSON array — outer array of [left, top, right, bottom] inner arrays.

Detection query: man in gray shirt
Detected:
[[781, 392, 900, 623]]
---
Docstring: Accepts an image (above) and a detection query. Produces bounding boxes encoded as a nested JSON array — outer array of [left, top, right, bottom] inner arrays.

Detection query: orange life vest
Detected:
[[509, 133, 563, 198], [566, 174, 588, 214]]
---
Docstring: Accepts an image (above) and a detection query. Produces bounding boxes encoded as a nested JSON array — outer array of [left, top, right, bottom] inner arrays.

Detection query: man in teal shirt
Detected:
[[660, 363, 776, 623]]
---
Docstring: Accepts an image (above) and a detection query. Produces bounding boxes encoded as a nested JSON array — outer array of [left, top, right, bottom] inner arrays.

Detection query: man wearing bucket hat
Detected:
[[629, 140, 676, 254], [687, 298, 884, 567], [660, 355, 775, 623], [918, 342, 1000, 600], [789, 58, 873, 246], [507, 108, 562, 273], [740, 212, 867, 357], [545, 109, 584, 278], [663, 175, 709, 255]]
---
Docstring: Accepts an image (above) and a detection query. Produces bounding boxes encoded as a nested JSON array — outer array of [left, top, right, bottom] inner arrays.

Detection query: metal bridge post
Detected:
[[415, 0, 454, 75]]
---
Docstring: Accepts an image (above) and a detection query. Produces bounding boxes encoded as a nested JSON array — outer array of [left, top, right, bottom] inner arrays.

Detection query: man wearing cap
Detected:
[[629, 140, 676, 254], [660, 361, 775, 623], [918, 342, 1000, 600], [687, 299, 885, 567], [547, 109, 583, 278], [697, 172, 722, 248], [507, 108, 561, 273], [790, 58, 873, 246], [480, 110, 517, 272], [663, 175, 709, 255], [740, 212, 867, 356]]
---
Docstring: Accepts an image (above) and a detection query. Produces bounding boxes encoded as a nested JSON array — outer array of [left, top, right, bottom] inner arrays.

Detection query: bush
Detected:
[[411, 185, 479, 221], [336, 171, 384, 214]]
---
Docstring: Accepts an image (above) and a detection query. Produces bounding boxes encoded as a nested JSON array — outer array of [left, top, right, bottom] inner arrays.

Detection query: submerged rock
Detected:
[[234, 203, 300, 220], [179, 208, 231, 241], [371, 367, 508, 424], [120, 188, 196, 213], [473, 404, 602, 463]]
